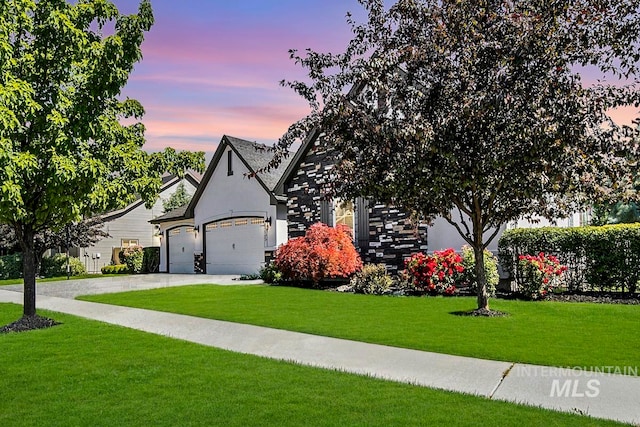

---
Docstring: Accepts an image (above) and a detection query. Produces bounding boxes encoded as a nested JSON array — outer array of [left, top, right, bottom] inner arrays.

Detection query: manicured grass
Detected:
[[81, 285, 640, 372], [0, 303, 624, 426], [0, 274, 125, 286]]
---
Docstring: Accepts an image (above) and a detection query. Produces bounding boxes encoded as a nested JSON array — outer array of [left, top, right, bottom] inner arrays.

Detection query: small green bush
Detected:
[[459, 246, 498, 296], [142, 247, 160, 273], [120, 245, 144, 274], [40, 254, 86, 278], [101, 264, 130, 274], [350, 264, 393, 295], [0, 253, 23, 279], [260, 262, 282, 284]]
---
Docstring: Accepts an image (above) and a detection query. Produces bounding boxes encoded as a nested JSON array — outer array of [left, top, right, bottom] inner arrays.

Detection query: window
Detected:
[[251, 218, 264, 225], [168, 229, 181, 237], [235, 219, 248, 226], [227, 150, 233, 176], [121, 239, 139, 247], [334, 200, 355, 237], [206, 223, 218, 231]]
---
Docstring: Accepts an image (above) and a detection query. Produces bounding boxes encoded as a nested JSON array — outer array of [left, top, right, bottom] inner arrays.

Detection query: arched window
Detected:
[[334, 200, 355, 237]]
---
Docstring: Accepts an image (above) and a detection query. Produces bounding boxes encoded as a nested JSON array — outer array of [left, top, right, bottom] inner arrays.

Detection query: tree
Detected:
[[0, 0, 204, 323], [163, 181, 192, 213], [274, 0, 640, 311]]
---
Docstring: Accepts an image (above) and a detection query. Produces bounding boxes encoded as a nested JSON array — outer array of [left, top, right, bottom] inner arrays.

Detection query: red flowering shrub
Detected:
[[274, 223, 362, 286], [518, 252, 568, 299], [404, 248, 464, 295]]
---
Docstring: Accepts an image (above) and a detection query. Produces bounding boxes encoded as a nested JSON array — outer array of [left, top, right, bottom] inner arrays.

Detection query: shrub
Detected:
[[350, 264, 393, 295], [120, 245, 144, 274], [0, 253, 23, 280], [274, 222, 362, 286], [101, 264, 130, 274], [142, 247, 160, 273], [404, 248, 464, 295], [458, 246, 498, 296], [40, 254, 86, 278], [518, 253, 568, 300], [259, 262, 283, 284]]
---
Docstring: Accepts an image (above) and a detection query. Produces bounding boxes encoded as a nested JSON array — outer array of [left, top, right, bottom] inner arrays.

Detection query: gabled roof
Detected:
[[103, 171, 201, 222], [149, 205, 190, 224], [185, 135, 294, 217], [274, 127, 322, 195]]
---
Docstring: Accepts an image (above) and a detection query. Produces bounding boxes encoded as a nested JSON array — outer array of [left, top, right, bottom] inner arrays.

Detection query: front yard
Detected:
[[0, 303, 625, 426], [80, 284, 640, 372]]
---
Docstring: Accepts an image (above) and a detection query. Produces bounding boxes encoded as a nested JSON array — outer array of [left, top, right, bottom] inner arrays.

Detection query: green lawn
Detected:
[[0, 274, 124, 286], [0, 303, 625, 426], [81, 285, 640, 372]]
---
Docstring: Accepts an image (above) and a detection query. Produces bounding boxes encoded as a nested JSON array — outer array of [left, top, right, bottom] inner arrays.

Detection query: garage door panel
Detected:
[[168, 227, 196, 274], [206, 218, 265, 275]]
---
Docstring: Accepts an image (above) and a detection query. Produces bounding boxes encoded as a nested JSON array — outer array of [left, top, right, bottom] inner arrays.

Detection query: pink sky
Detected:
[[114, 1, 639, 157]]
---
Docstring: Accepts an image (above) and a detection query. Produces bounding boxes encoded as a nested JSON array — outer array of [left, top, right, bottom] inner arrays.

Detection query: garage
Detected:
[[167, 226, 196, 274], [205, 217, 266, 274]]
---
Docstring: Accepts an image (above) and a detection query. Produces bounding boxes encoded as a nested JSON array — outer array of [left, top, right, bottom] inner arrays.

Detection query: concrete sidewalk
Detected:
[[1, 287, 638, 425]]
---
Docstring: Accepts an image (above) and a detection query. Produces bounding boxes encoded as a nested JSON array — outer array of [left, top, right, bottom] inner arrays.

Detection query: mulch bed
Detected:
[[546, 293, 640, 305], [451, 308, 510, 317], [0, 315, 60, 334]]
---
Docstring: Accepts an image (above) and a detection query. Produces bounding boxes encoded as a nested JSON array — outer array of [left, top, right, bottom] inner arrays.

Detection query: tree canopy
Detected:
[[275, 0, 640, 310], [163, 181, 193, 213], [0, 0, 204, 320]]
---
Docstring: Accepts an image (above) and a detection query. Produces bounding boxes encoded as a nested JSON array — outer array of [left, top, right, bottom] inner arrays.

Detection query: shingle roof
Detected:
[[149, 205, 189, 224], [225, 136, 293, 192]]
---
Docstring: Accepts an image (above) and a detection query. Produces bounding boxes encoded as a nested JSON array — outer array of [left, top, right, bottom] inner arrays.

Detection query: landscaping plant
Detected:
[[518, 253, 568, 300], [120, 246, 144, 274], [274, 222, 362, 286], [459, 246, 498, 297], [404, 249, 464, 295], [350, 264, 393, 295]]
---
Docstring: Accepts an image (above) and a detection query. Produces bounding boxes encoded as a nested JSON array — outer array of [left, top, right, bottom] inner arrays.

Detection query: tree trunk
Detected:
[[21, 226, 37, 317], [474, 245, 489, 311]]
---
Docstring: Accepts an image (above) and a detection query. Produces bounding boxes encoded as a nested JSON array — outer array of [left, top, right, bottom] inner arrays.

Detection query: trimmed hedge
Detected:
[[101, 264, 130, 274], [0, 254, 23, 279], [499, 224, 640, 293]]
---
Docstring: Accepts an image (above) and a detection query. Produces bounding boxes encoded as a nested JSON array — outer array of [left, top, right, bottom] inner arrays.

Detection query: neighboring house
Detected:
[[509, 210, 593, 229], [77, 173, 200, 273], [274, 129, 503, 273], [151, 135, 292, 275]]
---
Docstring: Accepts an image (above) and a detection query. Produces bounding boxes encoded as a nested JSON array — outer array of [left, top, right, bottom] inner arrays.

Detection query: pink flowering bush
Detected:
[[404, 248, 464, 295], [518, 252, 568, 299]]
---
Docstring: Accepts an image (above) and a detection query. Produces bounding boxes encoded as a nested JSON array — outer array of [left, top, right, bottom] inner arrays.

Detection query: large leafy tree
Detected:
[[0, 0, 204, 321], [274, 0, 640, 311]]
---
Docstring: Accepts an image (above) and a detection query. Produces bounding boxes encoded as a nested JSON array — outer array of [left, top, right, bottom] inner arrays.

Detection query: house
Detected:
[[274, 129, 503, 273], [76, 173, 200, 273], [151, 135, 292, 275]]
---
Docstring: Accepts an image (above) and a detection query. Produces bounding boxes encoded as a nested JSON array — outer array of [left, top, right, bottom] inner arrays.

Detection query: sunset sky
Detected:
[[111, 0, 363, 156], [112, 1, 639, 157]]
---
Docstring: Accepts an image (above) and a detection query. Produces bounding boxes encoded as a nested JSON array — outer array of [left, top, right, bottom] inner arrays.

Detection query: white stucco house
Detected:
[[151, 135, 292, 275], [76, 173, 199, 273]]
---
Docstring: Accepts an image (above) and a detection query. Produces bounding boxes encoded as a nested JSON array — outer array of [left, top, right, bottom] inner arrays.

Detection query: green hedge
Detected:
[[499, 224, 640, 293], [142, 247, 160, 273], [101, 264, 130, 274], [0, 254, 22, 280]]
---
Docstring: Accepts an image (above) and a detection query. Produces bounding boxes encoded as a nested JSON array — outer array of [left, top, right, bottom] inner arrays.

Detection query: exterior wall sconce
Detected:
[[194, 225, 200, 234], [265, 217, 272, 226]]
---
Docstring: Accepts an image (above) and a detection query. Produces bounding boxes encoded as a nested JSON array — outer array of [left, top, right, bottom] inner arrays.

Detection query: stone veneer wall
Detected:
[[286, 139, 427, 273]]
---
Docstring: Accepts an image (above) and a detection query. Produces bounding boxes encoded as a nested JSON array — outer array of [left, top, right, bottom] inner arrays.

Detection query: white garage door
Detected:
[[168, 226, 196, 274], [205, 217, 265, 275]]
